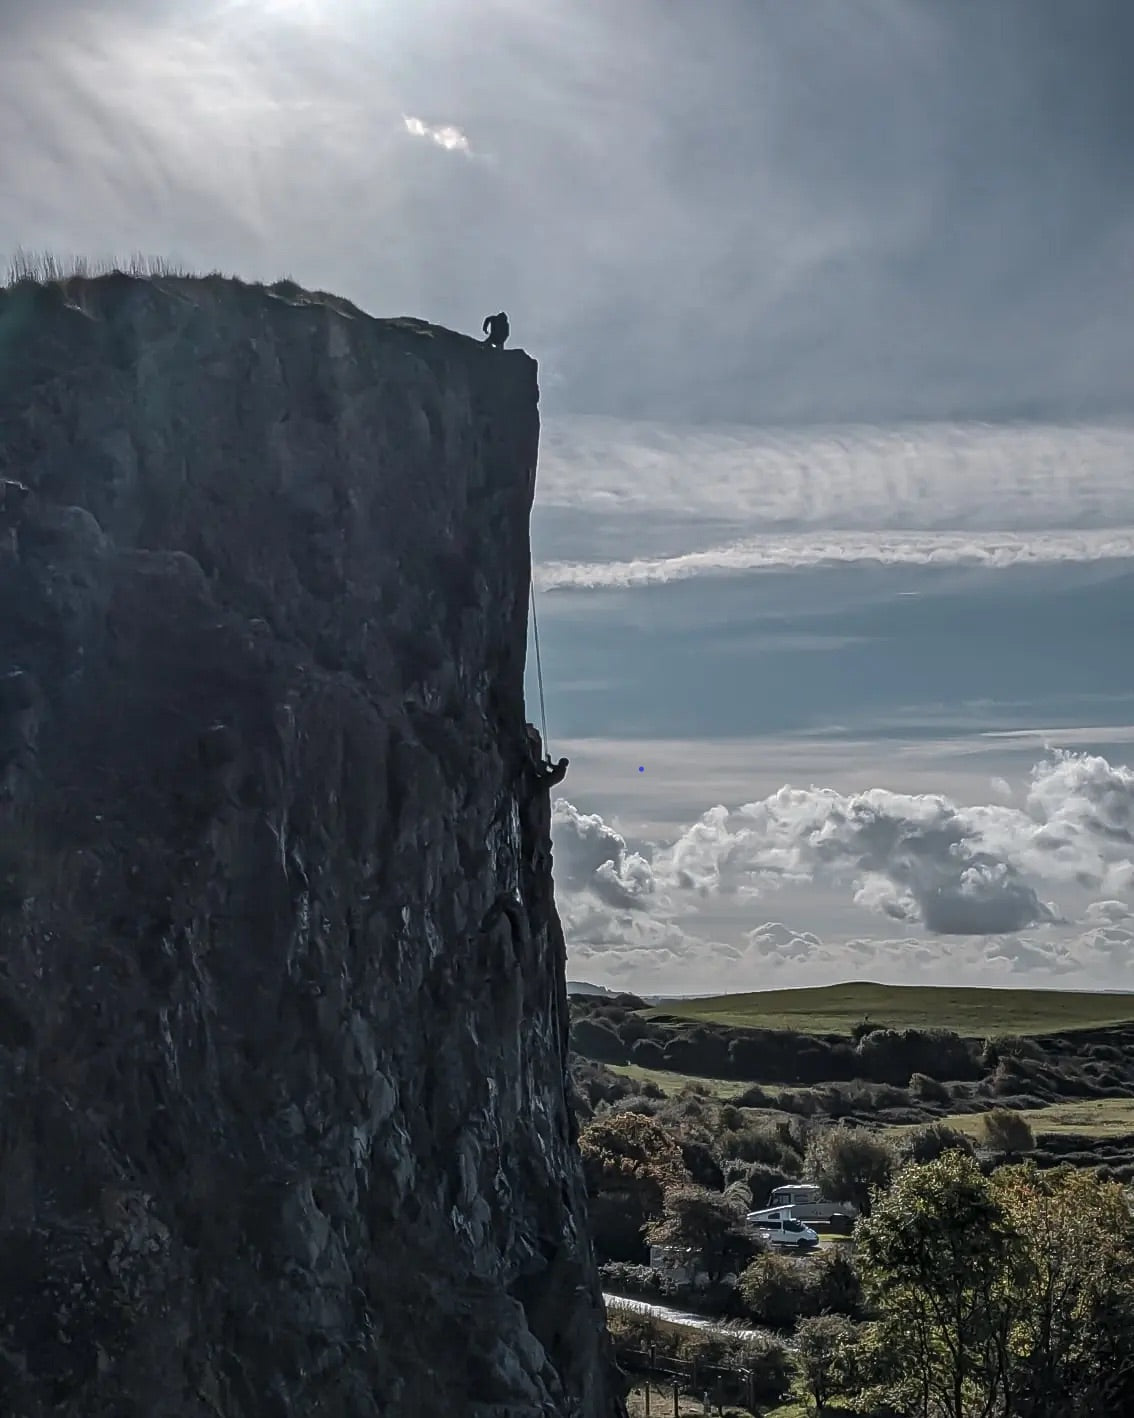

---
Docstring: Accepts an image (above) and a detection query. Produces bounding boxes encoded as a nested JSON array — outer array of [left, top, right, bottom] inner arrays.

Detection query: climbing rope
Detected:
[[530, 577, 549, 753]]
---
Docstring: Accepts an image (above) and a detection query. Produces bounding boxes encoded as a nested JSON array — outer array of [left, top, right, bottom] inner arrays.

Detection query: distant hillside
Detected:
[[645, 981, 1134, 1037], [567, 981, 615, 998]]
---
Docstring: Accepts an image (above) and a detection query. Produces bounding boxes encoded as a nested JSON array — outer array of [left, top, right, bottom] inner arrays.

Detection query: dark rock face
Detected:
[[0, 275, 623, 1416]]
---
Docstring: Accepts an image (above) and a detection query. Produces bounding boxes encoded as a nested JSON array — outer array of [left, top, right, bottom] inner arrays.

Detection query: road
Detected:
[[602, 1292, 776, 1345]]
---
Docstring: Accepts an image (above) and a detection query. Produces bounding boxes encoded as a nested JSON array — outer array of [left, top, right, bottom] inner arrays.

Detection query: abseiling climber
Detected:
[[524, 725, 568, 788], [482, 311, 509, 348]]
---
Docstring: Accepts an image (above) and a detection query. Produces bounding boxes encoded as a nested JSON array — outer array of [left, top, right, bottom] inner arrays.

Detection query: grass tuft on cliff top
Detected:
[[1, 249, 453, 337]]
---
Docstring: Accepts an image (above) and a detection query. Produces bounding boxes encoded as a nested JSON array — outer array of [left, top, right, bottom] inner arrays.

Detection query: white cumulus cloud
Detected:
[[552, 752, 1134, 944]]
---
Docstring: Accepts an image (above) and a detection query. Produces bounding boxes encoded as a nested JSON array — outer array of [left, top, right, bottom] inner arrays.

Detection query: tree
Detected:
[[855, 1150, 1016, 1418], [579, 1111, 687, 1204], [991, 1163, 1134, 1416], [855, 1153, 1134, 1418], [795, 1314, 859, 1414], [579, 1111, 689, 1261], [804, 1124, 894, 1217], [979, 1107, 1035, 1160], [643, 1184, 761, 1284]]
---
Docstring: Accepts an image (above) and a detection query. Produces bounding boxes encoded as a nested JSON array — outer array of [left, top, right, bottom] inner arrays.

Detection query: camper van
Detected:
[[765, 1183, 856, 1228], [745, 1207, 820, 1250]]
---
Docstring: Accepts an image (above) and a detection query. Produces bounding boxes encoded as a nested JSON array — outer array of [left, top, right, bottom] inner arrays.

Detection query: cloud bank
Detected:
[[553, 752, 1134, 990]]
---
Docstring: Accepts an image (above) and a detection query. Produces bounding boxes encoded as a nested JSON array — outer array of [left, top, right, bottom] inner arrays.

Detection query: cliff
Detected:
[[0, 273, 622, 1417]]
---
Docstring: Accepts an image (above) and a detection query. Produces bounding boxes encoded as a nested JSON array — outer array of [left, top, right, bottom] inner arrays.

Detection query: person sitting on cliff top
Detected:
[[482, 311, 509, 348]]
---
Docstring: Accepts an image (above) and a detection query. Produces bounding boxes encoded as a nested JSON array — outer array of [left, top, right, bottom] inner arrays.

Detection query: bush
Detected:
[[979, 1107, 1036, 1158], [856, 1027, 979, 1086], [718, 1120, 797, 1168], [617, 1013, 653, 1045], [810, 1245, 864, 1319], [679, 1137, 725, 1190], [609, 1094, 664, 1118], [738, 1252, 814, 1329], [728, 1333, 794, 1406], [629, 1037, 665, 1070], [732, 1083, 774, 1108], [909, 1072, 952, 1104], [570, 1016, 629, 1064], [900, 1121, 976, 1166], [599, 1262, 668, 1299], [724, 1161, 792, 1210], [587, 1191, 651, 1262], [605, 1304, 666, 1352]]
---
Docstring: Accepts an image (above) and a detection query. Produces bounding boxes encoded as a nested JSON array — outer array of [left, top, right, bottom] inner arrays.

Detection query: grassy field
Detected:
[[940, 1097, 1134, 1140], [647, 982, 1134, 1038], [608, 1063, 745, 1098], [611, 1061, 1134, 1143]]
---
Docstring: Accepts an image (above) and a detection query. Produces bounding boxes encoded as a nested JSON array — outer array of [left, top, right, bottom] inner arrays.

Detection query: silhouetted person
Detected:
[[523, 725, 568, 787], [482, 311, 509, 348], [542, 755, 568, 787]]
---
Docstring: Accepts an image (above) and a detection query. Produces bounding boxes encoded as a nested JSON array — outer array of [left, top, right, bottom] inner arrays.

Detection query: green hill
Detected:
[[646, 981, 1134, 1038]]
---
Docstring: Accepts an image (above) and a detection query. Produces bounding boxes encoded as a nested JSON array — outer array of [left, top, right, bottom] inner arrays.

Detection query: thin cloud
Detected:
[[402, 114, 472, 155], [537, 528, 1134, 590]]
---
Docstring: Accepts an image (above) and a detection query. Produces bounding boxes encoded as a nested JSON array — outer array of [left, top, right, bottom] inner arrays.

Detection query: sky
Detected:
[[4, 0, 1134, 996]]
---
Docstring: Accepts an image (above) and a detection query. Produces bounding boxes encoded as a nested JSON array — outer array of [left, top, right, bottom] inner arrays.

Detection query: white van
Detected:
[[745, 1207, 819, 1249], [765, 1183, 856, 1227]]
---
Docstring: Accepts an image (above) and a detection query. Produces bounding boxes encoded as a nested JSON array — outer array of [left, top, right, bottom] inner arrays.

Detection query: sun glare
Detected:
[[222, 0, 340, 25]]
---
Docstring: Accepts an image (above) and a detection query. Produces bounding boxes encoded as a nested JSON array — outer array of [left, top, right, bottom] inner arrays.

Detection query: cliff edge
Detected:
[[0, 273, 621, 1417]]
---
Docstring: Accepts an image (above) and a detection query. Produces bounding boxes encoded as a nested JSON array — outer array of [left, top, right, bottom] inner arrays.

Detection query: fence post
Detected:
[[672, 1382, 679, 1417], [745, 1368, 755, 1411], [644, 1348, 652, 1418]]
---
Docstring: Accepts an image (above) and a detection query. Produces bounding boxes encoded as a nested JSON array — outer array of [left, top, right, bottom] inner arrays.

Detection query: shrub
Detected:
[[727, 1333, 794, 1406], [598, 1262, 669, 1299], [662, 1026, 730, 1076], [725, 1161, 792, 1210], [609, 1095, 664, 1119], [900, 1121, 976, 1166], [718, 1121, 797, 1167], [616, 1014, 653, 1045], [679, 1137, 725, 1190], [605, 1304, 666, 1352], [738, 1252, 814, 1329], [810, 1245, 864, 1319], [570, 1016, 628, 1064], [909, 1072, 952, 1104], [856, 1027, 979, 1085], [979, 1107, 1036, 1158], [628, 1037, 665, 1069]]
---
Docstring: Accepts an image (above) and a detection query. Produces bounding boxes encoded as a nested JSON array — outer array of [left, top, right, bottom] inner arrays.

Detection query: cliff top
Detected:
[[1, 249, 510, 359]]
